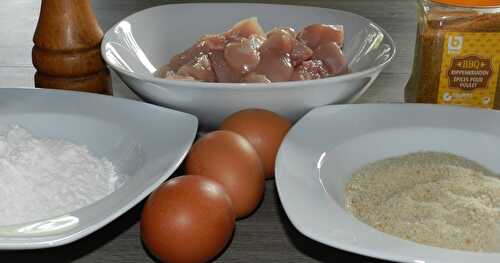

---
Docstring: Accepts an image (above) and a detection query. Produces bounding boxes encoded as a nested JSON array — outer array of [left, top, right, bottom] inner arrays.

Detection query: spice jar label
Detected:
[[437, 32, 500, 108]]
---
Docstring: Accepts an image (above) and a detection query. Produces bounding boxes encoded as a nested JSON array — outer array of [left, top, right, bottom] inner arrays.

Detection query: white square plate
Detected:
[[0, 88, 197, 250], [275, 104, 500, 263]]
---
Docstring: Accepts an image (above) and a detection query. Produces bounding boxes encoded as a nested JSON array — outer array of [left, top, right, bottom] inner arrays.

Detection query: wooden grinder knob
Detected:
[[33, 0, 111, 94]]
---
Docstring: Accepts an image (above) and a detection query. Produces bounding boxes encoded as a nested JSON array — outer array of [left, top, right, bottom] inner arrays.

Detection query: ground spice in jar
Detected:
[[405, 0, 500, 109]]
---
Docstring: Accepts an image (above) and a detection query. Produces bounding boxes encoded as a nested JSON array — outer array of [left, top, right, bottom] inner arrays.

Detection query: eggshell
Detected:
[[185, 130, 265, 218], [220, 109, 292, 178], [141, 175, 235, 263]]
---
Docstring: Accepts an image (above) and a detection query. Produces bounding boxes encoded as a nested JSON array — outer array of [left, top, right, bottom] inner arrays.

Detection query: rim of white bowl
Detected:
[[102, 3, 397, 90]]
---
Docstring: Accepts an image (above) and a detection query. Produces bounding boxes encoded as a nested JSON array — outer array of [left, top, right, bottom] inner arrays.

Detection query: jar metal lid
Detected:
[[432, 0, 500, 7]]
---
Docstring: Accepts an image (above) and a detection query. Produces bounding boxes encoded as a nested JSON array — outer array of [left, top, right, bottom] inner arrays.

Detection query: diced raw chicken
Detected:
[[290, 40, 313, 66], [275, 27, 296, 37], [241, 72, 271, 83], [312, 42, 348, 76], [177, 54, 216, 82], [248, 34, 266, 50], [224, 37, 261, 74], [208, 50, 242, 82], [168, 41, 209, 71], [255, 28, 296, 82], [261, 28, 294, 55], [297, 24, 344, 50], [224, 17, 265, 41], [163, 19, 349, 83], [164, 70, 197, 81], [256, 53, 293, 82], [290, 60, 330, 81], [265, 27, 313, 66], [201, 34, 226, 51]]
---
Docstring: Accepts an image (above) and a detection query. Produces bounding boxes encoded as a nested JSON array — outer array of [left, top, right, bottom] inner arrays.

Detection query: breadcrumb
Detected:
[[345, 152, 500, 252]]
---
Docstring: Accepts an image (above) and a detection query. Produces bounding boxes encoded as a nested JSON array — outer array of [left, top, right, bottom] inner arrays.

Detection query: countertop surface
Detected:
[[0, 0, 414, 262]]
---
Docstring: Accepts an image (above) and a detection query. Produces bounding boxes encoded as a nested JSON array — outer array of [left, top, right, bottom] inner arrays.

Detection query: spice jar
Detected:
[[405, 0, 500, 108]]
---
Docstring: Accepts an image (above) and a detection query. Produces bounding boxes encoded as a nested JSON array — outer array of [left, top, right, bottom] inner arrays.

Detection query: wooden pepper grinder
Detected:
[[33, 0, 112, 94]]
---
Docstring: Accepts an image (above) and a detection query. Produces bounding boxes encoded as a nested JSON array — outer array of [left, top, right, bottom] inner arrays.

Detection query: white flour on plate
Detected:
[[345, 152, 500, 252], [0, 125, 121, 226]]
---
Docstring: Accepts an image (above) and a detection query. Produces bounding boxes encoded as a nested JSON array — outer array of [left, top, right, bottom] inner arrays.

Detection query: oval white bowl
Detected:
[[102, 3, 396, 129], [276, 104, 500, 263]]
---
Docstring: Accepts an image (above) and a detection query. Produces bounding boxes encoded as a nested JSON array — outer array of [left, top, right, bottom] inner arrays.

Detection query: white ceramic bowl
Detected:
[[102, 3, 396, 129], [275, 104, 500, 263], [0, 88, 197, 249]]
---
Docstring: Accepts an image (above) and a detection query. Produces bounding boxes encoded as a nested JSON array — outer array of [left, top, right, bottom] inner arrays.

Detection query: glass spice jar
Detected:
[[405, 0, 500, 109]]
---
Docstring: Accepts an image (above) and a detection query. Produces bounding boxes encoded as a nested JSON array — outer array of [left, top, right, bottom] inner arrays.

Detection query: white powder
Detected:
[[0, 125, 121, 226], [345, 152, 500, 252]]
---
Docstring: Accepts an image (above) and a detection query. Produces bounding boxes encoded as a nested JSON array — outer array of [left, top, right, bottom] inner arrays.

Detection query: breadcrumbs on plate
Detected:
[[345, 152, 500, 252]]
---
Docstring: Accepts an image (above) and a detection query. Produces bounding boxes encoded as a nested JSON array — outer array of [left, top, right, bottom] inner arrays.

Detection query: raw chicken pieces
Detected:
[[242, 72, 271, 83], [290, 60, 329, 81], [159, 17, 348, 83], [297, 24, 344, 49], [224, 17, 265, 40], [177, 54, 216, 82], [209, 50, 241, 82], [224, 35, 264, 73], [312, 42, 348, 76]]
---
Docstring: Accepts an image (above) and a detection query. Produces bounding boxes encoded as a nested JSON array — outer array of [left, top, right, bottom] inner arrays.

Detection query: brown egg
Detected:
[[220, 109, 292, 179], [141, 175, 235, 263], [185, 131, 265, 219]]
